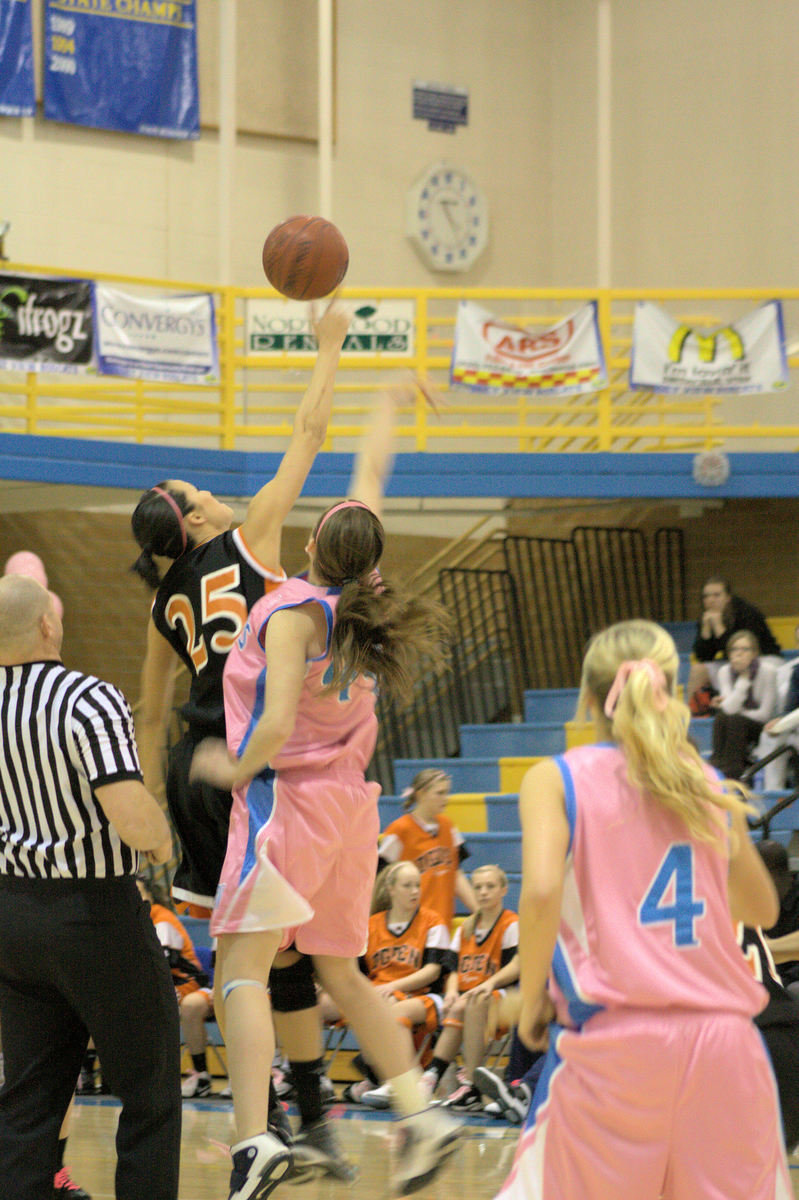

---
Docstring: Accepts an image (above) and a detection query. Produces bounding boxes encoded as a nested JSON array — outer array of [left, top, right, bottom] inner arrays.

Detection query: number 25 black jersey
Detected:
[[152, 527, 286, 739]]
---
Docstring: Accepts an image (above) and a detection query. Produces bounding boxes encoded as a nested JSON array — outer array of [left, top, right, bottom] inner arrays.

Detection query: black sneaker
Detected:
[[228, 1131, 292, 1200], [53, 1165, 92, 1198], [473, 1066, 531, 1125], [438, 1082, 483, 1113], [290, 1118, 358, 1183]]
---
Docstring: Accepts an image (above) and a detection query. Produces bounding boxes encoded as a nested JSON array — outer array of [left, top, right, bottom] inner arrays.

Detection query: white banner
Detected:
[[93, 285, 219, 383], [246, 298, 415, 356], [630, 300, 789, 395], [450, 301, 606, 395]]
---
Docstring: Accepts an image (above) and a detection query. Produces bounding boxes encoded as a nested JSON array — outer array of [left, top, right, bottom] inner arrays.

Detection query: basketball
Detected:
[[262, 215, 349, 301]]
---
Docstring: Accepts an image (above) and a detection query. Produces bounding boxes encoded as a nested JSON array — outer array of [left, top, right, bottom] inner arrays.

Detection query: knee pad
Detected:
[[221, 978, 268, 1002], [269, 954, 317, 1013]]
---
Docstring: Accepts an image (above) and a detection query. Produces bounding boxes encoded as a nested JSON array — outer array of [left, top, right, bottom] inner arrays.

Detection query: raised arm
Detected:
[[239, 299, 352, 565], [349, 377, 440, 518]]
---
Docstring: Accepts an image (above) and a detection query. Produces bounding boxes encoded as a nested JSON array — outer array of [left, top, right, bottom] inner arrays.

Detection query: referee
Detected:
[[0, 575, 181, 1200]]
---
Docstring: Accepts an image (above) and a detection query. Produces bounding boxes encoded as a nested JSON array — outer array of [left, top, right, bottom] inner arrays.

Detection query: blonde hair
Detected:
[[371, 860, 420, 915], [402, 768, 450, 812], [460, 864, 508, 941], [579, 619, 756, 845]]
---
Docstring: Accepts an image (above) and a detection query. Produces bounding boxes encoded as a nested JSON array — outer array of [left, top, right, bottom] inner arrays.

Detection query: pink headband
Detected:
[[315, 498, 373, 537], [604, 658, 669, 718], [150, 486, 187, 553]]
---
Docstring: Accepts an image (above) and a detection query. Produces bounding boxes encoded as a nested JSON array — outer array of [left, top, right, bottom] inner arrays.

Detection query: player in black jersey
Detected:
[[737, 922, 799, 1152], [130, 299, 357, 1182]]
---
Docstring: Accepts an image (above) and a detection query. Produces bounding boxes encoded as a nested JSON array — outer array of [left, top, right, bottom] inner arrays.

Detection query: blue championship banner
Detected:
[[43, 0, 199, 139], [0, 0, 35, 117]]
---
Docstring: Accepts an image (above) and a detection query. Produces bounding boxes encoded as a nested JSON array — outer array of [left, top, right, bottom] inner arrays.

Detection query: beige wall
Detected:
[[4, 2, 797, 288]]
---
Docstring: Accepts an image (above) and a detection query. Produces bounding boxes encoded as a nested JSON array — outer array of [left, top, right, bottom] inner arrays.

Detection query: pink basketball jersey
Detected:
[[550, 743, 766, 1027], [223, 576, 378, 773]]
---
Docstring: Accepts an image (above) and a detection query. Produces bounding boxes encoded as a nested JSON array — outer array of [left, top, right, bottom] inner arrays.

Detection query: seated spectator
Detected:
[[758, 841, 799, 997], [688, 576, 782, 709], [321, 861, 454, 1104], [762, 625, 799, 789], [136, 876, 215, 1098], [378, 769, 476, 929], [380, 864, 519, 1114], [709, 630, 778, 780]]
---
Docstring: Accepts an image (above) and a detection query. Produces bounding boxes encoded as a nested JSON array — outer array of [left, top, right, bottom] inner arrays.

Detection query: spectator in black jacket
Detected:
[[687, 577, 782, 709]]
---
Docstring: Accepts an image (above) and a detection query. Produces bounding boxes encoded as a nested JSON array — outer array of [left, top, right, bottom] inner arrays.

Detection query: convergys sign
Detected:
[[246, 299, 415, 356], [0, 274, 94, 372]]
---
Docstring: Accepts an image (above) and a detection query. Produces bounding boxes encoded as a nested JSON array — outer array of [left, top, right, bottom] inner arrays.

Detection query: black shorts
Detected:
[[166, 733, 233, 908], [762, 1019, 799, 1152]]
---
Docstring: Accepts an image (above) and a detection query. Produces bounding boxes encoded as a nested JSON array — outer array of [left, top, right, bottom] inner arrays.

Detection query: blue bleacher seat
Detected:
[[484, 795, 520, 832], [459, 722, 565, 758], [662, 622, 697, 654], [180, 915, 212, 948], [466, 832, 522, 874], [523, 689, 580, 723], [688, 718, 714, 753], [394, 758, 500, 794]]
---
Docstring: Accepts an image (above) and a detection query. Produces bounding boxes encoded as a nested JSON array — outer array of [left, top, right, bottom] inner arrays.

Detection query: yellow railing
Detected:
[[2, 264, 799, 452]]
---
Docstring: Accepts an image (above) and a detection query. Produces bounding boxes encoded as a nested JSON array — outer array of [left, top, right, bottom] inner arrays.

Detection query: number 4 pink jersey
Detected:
[[222, 576, 378, 773], [550, 743, 767, 1027]]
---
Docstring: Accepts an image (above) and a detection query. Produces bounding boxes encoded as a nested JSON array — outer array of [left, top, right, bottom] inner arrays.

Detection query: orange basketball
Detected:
[[261, 215, 349, 300]]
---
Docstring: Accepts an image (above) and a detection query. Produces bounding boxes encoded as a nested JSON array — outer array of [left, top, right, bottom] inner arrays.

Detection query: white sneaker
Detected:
[[361, 1081, 393, 1110], [228, 1131, 292, 1200], [391, 1107, 462, 1195], [182, 1070, 212, 1098]]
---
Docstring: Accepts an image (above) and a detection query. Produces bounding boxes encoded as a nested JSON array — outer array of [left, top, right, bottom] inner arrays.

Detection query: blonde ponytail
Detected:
[[579, 620, 756, 846]]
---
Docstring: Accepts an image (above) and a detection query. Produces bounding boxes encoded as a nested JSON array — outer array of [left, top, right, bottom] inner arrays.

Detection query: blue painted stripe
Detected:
[[6, 435, 799, 498]]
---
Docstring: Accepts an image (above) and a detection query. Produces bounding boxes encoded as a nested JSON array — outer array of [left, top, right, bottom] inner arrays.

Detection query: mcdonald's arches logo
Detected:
[[668, 324, 744, 364]]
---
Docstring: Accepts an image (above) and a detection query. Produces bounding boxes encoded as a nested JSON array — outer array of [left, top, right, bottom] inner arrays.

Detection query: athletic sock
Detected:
[[428, 1057, 449, 1085], [191, 1052, 208, 1074], [290, 1057, 324, 1126], [352, 1052, 379, 1085]]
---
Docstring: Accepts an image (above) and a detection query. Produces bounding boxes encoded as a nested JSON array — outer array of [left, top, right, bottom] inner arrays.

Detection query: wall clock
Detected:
[[406, 162, 489, 272]]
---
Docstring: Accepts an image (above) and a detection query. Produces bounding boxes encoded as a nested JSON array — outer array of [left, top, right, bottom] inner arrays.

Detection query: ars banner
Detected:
[[0, 0, 35, 117], [630, 300, 789, 395], [450, 301, 607, 396], [44, 0, 199, 139], [93, 284, 219, 383], [0, 273, 93, 371]]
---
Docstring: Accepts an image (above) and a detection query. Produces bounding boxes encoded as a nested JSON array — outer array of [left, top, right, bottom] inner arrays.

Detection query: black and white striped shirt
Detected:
[[0, 661, 142, 879]]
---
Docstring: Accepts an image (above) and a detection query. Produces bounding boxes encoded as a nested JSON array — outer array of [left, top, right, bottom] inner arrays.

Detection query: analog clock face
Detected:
[[407, 162, 488, 272]]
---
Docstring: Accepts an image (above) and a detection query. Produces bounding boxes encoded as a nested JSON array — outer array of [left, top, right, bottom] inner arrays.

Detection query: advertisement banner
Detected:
[[0, 273, 93, 371], [93, 284, 218, 383], [0, 0, 34, 116], [43, 0, 199, 139], [630, 300, 789, 394], [450, 301, 607, 396], [246, 299, 416, 356]]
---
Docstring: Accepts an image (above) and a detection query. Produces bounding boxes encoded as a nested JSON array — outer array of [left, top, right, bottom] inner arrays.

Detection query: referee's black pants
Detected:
[[0, 874, 182, 1200]]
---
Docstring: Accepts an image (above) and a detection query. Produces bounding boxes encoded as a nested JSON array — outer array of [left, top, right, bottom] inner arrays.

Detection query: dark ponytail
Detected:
[[312, 503, 451, 702], [130, 481, 195, 590]]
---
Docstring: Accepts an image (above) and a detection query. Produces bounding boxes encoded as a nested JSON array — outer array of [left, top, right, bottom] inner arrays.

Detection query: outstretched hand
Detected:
[[190, 737, 238, 791], [310, 295, 353, 349]]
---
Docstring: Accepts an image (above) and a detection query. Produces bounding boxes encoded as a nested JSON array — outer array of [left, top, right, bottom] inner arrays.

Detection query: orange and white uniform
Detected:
[[379, 812, 467, 929], [364, 905, 454, 1035], [148, 903, 205, 1003], [451, 908, 518, 993]]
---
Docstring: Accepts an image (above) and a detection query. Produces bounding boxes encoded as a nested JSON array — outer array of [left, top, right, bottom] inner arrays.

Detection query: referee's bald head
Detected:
[[0, 575, 61, 664]]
